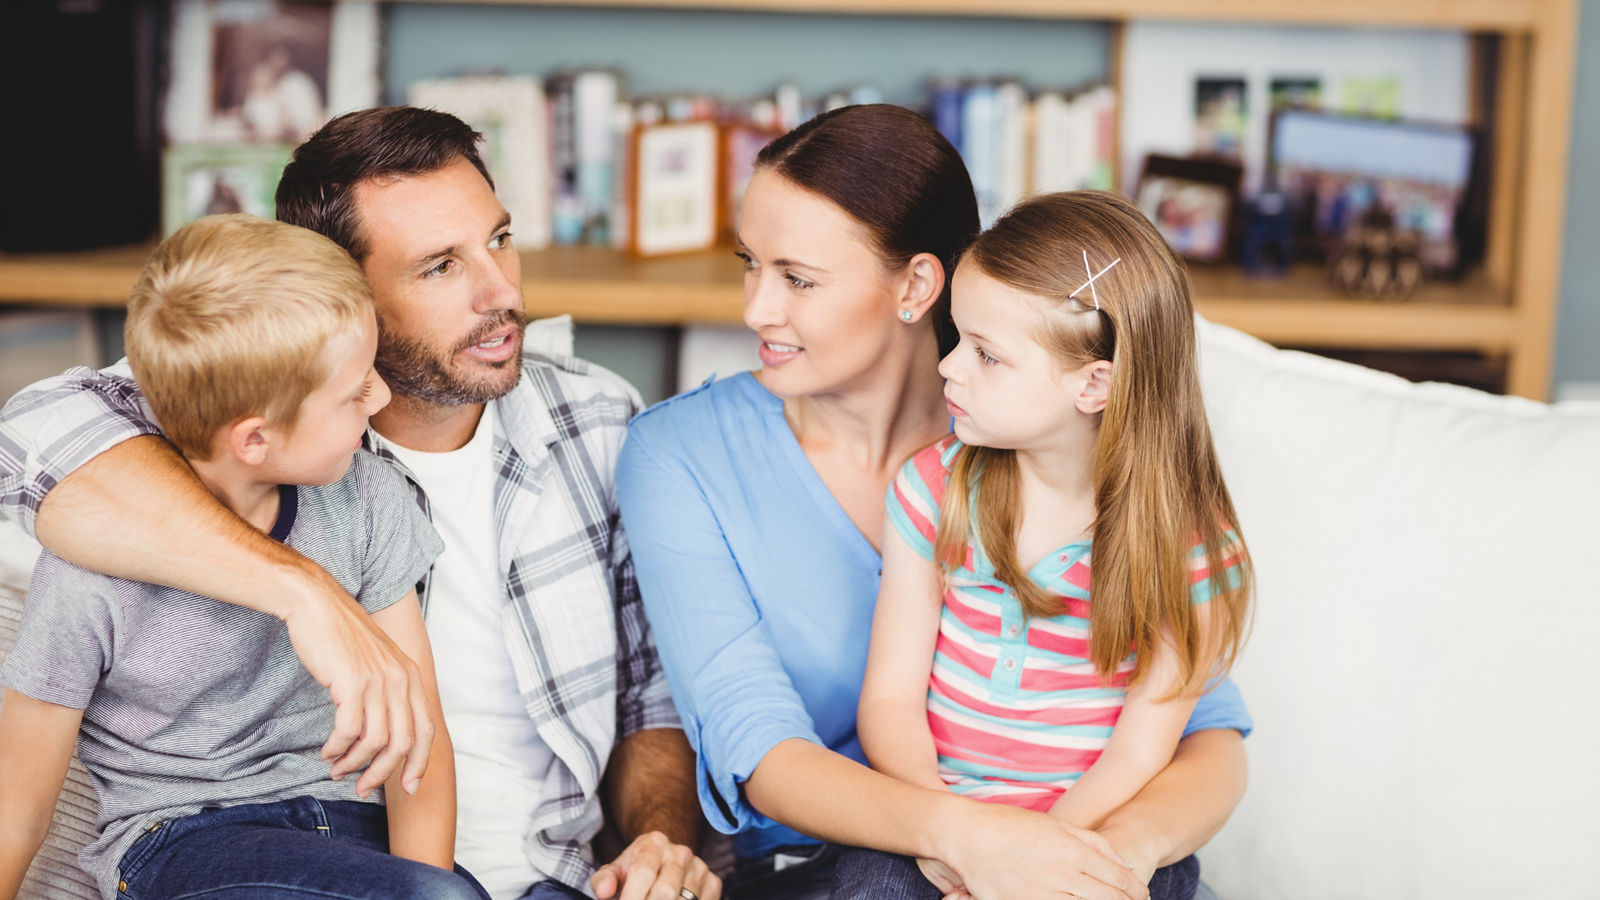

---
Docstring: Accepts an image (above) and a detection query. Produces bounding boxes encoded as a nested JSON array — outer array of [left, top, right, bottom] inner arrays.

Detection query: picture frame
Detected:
[[408, 74, 553, 250], [161, 143, 294, 236], [1267, 108, 1479, 274], [164, 0, 379, 145], [1135, 154, 1243, 264], [721, 123, 780, 243], [629, 120, 720, 257]]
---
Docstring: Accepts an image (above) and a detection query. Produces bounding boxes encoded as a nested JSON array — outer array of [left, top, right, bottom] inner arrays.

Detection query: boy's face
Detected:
[[352, 156, 527, 407], [268, 309, 389, 485]]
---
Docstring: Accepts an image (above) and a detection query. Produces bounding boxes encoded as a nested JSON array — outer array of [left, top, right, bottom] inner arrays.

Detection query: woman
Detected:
[[616, 104, 1250, 900]]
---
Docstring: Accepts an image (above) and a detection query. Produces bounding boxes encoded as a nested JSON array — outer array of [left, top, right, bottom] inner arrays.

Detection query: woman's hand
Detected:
[[933, 799, 1148, 900]]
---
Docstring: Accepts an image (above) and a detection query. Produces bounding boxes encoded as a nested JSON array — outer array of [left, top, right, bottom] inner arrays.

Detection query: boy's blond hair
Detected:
[[125, 214, 372, 460]]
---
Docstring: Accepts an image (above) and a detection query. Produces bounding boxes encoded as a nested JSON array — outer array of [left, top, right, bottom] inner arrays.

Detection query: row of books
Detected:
[[407, 70, 1118, 254]]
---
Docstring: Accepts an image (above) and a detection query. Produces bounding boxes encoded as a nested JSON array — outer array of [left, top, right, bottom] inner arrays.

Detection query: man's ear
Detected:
[[1076, 360, 1113, 415], [225, 416, 272, 466], [895, 252, 946, 324]]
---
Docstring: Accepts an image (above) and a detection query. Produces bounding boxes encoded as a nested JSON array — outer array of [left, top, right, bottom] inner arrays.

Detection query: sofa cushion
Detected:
[[1194, 319, 1600, 900]]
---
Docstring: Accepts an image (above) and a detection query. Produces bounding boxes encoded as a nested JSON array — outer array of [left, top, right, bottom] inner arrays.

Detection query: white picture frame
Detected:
[[630, 120, 719, 257]]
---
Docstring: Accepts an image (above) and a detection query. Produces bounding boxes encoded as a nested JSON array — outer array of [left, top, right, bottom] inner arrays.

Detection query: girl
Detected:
[[853, 190, 1253, 899]]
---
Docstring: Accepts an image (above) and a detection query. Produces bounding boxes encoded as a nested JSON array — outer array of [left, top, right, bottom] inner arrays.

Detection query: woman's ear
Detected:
[[225, 416, 272, 466], [1076, 360, 1113, 415], [895, 252, 946, 324]]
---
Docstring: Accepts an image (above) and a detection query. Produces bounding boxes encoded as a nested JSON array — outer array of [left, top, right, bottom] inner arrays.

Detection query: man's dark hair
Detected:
[[275, 106, 493, 262]]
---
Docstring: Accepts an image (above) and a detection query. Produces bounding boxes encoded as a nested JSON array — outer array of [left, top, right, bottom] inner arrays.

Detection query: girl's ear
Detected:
[[1076, 360, 1113, 415], [896, 251, 946, 324], [226, 416, 272, 466]]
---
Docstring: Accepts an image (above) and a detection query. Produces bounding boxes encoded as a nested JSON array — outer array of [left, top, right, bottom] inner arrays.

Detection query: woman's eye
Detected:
[[784, 273, 813, 289], [733, 251, 754, 272]]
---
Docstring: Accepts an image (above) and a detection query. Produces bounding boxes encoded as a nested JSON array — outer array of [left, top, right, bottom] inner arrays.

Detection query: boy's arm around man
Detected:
[[0, 366, 433, 797]]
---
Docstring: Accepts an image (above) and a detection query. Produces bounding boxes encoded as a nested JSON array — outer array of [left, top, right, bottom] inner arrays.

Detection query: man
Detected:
[[0, 107, 717, 900]]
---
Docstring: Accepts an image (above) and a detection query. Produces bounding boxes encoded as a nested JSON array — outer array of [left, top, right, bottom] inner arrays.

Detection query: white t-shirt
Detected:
[[388, 404, 558, 900]]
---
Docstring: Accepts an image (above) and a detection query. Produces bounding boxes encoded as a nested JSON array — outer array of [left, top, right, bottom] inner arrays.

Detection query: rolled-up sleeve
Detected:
[[617, 428, 820, 834], [0, 363, 158, 536], [1183, 675, 1253, 738]]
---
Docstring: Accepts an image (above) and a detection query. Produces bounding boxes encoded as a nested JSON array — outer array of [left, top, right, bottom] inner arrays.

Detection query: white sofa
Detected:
[[3, 318, 1598, 899]]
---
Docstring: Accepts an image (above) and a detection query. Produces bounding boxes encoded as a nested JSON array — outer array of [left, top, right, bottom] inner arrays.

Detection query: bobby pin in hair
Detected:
[[1068, 250, 1121, 311]]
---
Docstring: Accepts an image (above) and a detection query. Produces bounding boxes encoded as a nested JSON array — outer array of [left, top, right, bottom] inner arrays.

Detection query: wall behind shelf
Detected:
[[1554, 0, 1600, 399]]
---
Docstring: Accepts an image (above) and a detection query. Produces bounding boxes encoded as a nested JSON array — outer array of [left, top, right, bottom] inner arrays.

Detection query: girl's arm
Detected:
[[0, 690, 83, 900], [1048, 633, 1200, 830], [369, 590, 456, 869], [856, 522, 949, 792], [1097, 728, 1248, 882]]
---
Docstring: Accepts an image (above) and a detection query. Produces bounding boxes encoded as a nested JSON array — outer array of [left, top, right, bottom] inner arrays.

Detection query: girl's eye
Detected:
[[974, 346, 999, 366]]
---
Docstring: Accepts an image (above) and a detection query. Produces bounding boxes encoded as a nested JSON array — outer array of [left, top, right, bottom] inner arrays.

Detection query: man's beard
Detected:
[[375, 310, 527, 406]]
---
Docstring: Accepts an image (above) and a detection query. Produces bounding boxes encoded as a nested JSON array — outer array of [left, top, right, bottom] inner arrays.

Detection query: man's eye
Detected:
[[491, 232, 513, 249], [427, 259, 453, 277]]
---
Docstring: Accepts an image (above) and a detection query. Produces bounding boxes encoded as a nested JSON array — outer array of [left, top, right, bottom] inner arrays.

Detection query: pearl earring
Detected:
[[899, 310, 914, 323]]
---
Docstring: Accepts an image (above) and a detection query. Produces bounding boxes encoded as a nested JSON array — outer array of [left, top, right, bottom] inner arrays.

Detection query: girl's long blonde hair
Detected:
[[933, 191, 1252, 695]]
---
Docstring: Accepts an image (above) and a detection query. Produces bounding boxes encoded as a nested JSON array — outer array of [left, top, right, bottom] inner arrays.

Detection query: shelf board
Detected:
[[394, 0, 1544, 30], [0, 243, 1518, 353]]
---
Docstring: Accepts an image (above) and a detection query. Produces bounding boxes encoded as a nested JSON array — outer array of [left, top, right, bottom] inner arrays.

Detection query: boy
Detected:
[[0, 214, 485, 900]]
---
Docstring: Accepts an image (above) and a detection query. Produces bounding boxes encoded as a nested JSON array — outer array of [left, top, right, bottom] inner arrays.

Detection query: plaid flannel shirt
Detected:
[[0, 351, 681, 891]]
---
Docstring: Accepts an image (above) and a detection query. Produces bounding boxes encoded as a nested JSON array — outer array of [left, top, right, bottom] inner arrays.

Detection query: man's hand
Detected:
[[281, 569, 434, 798], [589, 831, 721, 900]]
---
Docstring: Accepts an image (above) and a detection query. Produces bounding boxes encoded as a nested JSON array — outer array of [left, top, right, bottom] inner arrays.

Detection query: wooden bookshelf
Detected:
[[0, 0, 1576, 399]]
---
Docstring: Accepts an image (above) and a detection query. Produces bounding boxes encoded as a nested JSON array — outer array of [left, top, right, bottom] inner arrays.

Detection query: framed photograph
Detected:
[[1270, 76, 1322, 113], [1193, 76, 1247, 159], [165, 0, 379, 145], [721, 123, 779, 242], [1268, 109, 1478, 273], [1136, 154, 1243, 264], [630, 120, 720, 257], [162, 143, 293, 236], [409, 74, 553, 250]]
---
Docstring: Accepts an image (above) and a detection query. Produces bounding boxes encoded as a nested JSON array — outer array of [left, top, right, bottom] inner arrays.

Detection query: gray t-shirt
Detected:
[[0, 451, 444, 900]]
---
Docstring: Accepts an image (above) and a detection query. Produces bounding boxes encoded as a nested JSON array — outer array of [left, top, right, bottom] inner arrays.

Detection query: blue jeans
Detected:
[[724, 843, 843, 900], [830, 848, 1203, 900], [116, 796, 491, 899]]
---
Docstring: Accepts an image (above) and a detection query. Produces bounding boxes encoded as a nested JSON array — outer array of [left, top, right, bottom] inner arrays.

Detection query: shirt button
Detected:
[[1003, 657, 1018, 671], [1007, 624, 1022, 637]]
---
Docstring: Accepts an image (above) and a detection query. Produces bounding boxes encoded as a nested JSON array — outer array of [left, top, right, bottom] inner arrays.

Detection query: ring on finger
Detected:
[[680, 888, 698, 900]]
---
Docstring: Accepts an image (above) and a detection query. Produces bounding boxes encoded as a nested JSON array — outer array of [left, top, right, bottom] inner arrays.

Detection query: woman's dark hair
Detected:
[[275, 106, 493, 263], [756, 104, 979, 355]]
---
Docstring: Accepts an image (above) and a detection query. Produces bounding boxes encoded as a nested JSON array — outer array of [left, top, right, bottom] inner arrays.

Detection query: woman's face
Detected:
[[737, 170, 908, 399]]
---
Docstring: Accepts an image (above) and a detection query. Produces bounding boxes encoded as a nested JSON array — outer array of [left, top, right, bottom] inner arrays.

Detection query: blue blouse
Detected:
[[616, 372, 1252, 859]]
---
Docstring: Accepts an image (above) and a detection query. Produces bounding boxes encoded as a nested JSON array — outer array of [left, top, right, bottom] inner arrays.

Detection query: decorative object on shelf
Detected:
[[164, 0, 379, 145], [160, 143, 293, 237], [1239, 192, 1296, 277], [409, 74, 553, 250], [1268, 76, 1321, 113], [1269, 108, 1478, 275], [721, 123, 780, 243], [1194, 76, 1248, 159], [1327, 208, 1425, 300], [1135, 154, 1243, 264], [628, 120, 720, 257]]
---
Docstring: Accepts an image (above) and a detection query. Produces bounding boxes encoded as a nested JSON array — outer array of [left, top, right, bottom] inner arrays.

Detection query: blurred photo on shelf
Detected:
[[1194, 76, 1247, 159], [722, 123, 780, 243], [161, 143, 293, 236], [629, 120, 720, 257], [1269, 109, 1477, 274], [1339, 75, 1402, 118], [165, 0, 379, 145], [1136, 153, 1242, 263], [1269, 76, 1322, 112]]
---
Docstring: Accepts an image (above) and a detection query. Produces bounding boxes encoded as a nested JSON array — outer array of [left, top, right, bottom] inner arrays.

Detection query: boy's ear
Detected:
[[225, 416, 272, 466], [895, 251, 946, 324], [1076, 360, 1113, 415]]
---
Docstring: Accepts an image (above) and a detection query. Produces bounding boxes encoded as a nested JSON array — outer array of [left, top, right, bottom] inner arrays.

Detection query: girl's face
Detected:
[[939, 265, 1095, 452], [737, 170, 908, 399]]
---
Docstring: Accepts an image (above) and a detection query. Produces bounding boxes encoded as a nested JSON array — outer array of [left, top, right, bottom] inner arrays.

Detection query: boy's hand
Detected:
[[589, 831, 720, 900], [282, 571, 434, 797]]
